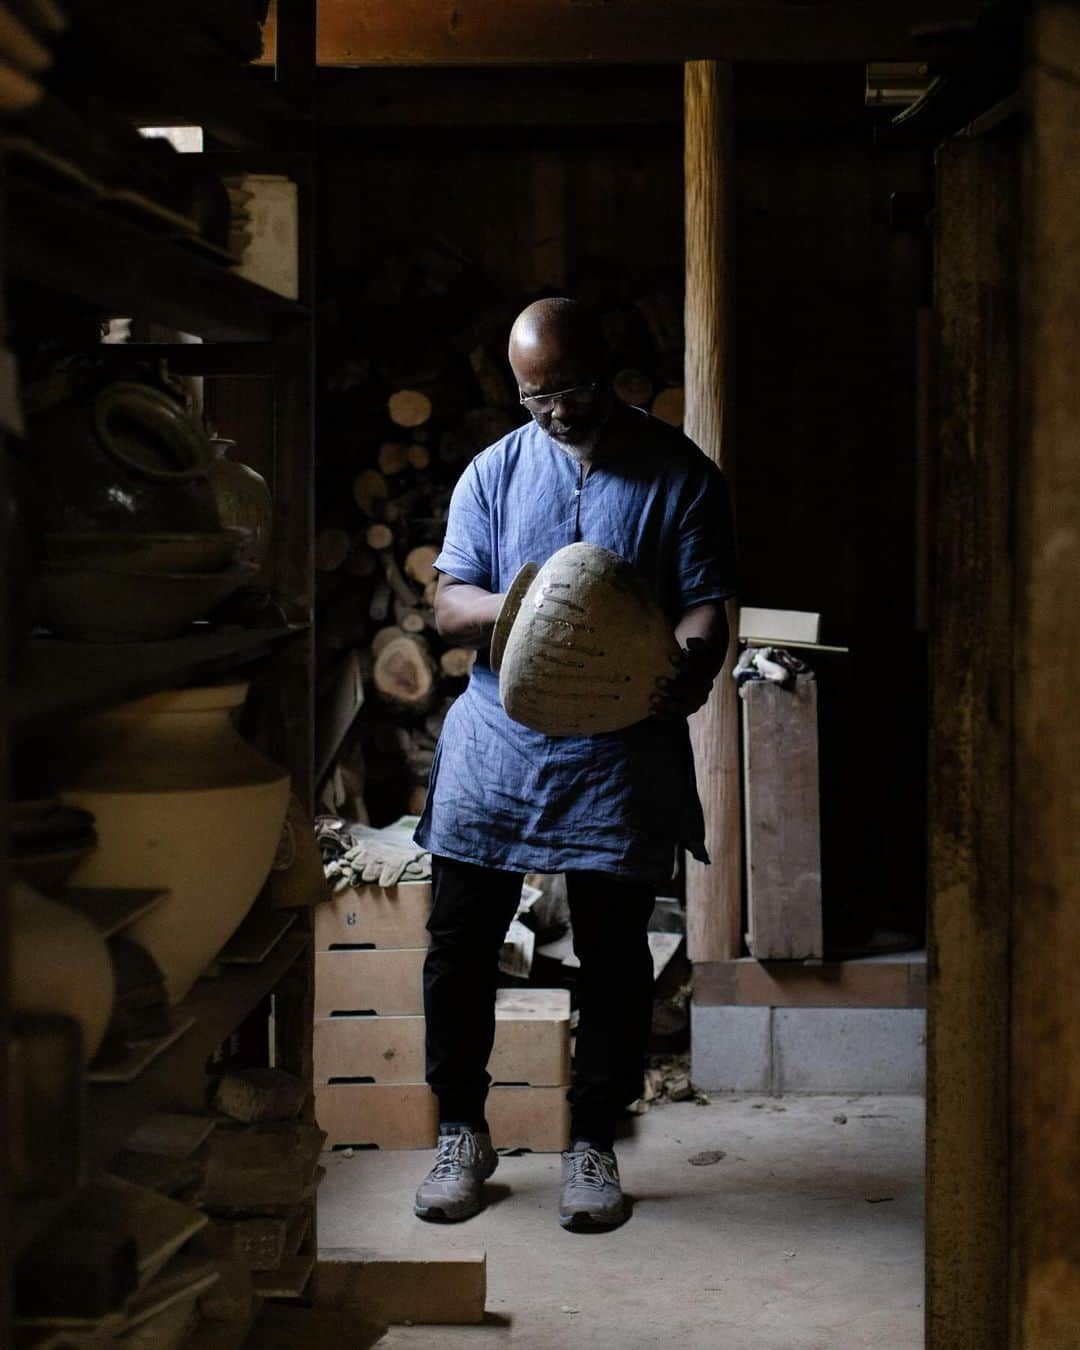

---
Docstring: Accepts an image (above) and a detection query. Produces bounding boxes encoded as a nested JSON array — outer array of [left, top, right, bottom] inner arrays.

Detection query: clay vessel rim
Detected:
[[90, 681, 251, 717], [93, 382, 213, 484], [490, 561, 539, 675], [43, 528, 249, 545], [42, 562, 253, 582]]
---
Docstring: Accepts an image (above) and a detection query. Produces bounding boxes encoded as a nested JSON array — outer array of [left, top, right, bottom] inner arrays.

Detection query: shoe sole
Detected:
[[414, 1202, 481, 1223], [559, 1208, 627, 1232]]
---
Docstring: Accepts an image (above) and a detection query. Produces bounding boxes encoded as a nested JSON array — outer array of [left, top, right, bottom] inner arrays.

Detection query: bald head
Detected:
[[508, 298, 603, 369], [509, 298, 612, 454]]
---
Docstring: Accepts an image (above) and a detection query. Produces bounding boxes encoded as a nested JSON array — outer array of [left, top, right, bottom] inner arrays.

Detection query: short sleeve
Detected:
[[433, 456, 493, 589], [675, 462, 738, 609]]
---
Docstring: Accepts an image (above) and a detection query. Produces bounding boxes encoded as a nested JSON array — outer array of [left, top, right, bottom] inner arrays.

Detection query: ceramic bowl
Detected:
[[39, 561, 255, 642], [494, 542, 680, 736], [41, 529, 247, 575]]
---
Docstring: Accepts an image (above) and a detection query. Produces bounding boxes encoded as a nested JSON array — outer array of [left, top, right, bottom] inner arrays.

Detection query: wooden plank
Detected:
[[315, 884, 432, 951], [86, 933, 309, 1168], [684, 59, 741, 965], [59, 888, 168, 939], [6, 177, 308, 342], [487, 1086, 569, 1153], [218, 910, 297, 966], [1010, 7, 1080, 1344], [314, 989, 571, 1086], [11, 627, 308, 743], [317, 1083, 438, 1149], [924, 136, 1017, 1350], [738, 608, 821, 644], [314, 949, 426, 1017], [693, 956, 926, 1008], [742, 675, 823, 960], [264, 0, 983, 65], [318, 1250, 486, 1325], [125, 1113, 216, 1159]]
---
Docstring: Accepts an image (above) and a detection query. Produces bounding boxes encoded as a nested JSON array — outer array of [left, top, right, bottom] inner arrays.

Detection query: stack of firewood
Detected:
[[314, 265, 685, 825]]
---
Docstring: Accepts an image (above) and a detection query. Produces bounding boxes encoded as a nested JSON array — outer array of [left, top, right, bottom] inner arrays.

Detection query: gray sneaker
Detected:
[[559, 1142, 628, 1231], [414, 1125, 498, 1223]]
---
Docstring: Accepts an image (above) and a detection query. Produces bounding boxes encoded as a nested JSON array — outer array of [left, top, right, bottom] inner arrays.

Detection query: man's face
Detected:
[[511, 344, 610, 453]]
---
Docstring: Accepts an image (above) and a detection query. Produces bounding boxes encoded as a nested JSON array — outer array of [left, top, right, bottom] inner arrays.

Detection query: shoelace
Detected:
[[567, 1148, 617, 1192], [429, 1132, 479, 1181]]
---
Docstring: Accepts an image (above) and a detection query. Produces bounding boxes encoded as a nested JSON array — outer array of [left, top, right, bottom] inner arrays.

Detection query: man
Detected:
[[412, 297, 736, 1232]]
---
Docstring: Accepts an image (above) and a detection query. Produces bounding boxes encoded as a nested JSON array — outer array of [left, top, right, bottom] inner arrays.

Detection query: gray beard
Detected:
[[550, 428, 600, 463]]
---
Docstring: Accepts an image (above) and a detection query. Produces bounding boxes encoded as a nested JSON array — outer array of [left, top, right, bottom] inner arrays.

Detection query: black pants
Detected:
[[423, 854, 655, 1149]]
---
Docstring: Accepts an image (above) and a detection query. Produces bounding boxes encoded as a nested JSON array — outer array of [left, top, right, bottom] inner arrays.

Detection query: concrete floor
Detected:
[[318, 1094, 925, 1349]]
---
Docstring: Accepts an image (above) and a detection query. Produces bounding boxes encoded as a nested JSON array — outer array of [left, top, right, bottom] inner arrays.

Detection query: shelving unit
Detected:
[[3, 2, 320, 1343]]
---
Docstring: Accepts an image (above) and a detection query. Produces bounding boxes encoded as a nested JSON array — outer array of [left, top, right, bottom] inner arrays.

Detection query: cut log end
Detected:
[[373, 635, 436, 708], [352, 468, 389, 516], [365, 523, 394, 552], [439, 647, 474, 679], [404, 545, 440, 586], [388, 389, 433, 429]]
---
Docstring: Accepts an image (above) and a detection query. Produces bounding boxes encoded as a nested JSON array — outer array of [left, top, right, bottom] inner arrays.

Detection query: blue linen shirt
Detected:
[[414, 404, 737, 884]]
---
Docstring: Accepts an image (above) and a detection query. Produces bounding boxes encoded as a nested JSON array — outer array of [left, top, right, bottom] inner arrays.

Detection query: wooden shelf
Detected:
[[13, 930, 311, 1261], [7, 176, 309, 341], [11, 625, 308, 742], [86, 929, 310, 1171]]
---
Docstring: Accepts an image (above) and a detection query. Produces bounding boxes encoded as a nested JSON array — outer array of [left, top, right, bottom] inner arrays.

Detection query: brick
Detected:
[[316, 883, 432, 950], [314, 948, 425, 1017], [319, 1249, 486, 1325]]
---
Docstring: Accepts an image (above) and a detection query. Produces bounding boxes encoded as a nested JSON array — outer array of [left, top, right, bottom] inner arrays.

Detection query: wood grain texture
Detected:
[[693, 957, 925, 1008], [925, 135, 1017, 1350], [270, 1, 983, 65], [1012, 7, 1080, 1343], [742, 676, 823, 960], [684, 61, 741, 963]]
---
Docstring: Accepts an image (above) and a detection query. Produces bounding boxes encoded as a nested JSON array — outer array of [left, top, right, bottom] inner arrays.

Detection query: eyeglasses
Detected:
[[518, 382, 597, 413]]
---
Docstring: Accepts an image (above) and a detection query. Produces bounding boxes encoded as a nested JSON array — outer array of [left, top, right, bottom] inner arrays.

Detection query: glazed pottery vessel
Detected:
[[42, 529, 244, 574], [11, 882, 115, 1061], [58, 682, 290, 1003], [39, 560, 255, 642], [208, 437, 273, 571], [494, 542, 680, 736], [27, 381, 222, 535]]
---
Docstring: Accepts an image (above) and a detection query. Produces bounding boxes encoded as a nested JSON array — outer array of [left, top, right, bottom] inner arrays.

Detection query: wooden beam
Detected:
[[683, 60, 742, 964], [262, 0, 986, 65], [1011, 4, 1080, 1343], [925, 134, 1017, 1350]]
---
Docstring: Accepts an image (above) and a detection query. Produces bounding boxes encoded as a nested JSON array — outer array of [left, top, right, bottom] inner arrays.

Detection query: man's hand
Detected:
[[651, 636, 717, 720]]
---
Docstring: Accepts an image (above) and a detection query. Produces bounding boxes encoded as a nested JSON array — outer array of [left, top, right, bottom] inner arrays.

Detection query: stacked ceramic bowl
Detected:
[[28, 380, 255, 641]]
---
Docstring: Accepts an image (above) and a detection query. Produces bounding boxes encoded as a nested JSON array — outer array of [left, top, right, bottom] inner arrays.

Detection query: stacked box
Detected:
[[314, 884, 571, 1150]]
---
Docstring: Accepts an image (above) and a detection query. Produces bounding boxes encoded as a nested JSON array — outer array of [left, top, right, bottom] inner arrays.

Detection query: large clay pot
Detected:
[[58, 682, 290, 1003], [12, 882, 115, 1062], [208, 437, 273, 572], [26, 380, 221, 535], [493, 542, 680, 737]]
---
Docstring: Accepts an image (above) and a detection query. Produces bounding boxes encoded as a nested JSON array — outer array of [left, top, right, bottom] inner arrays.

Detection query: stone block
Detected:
[[773, 1007, 926, 1093], [690, 1004, 772, 1092]]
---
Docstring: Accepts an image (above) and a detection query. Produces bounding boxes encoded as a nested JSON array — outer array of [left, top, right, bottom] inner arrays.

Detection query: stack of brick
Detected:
[[314, 881, 571, 1150]]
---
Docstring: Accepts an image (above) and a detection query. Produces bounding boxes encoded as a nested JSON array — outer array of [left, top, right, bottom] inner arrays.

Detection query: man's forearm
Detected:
[[434, 577, 505, 649], [674, 601, 730, 677]]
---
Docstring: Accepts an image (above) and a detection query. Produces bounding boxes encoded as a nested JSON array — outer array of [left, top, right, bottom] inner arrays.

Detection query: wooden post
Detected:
[[683, 60, 741, 962], [925, 136, 1017, 1350], [1011, 5, 1080, 1342]]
